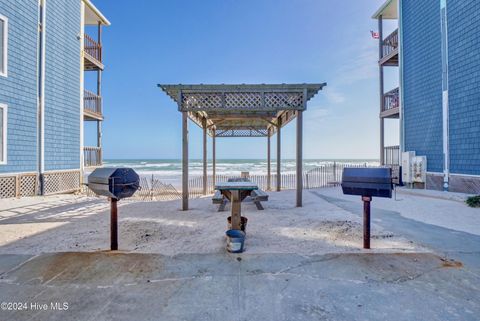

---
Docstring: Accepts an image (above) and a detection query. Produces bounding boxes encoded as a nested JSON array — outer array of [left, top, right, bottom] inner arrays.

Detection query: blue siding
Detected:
[[0, 0, 38, 173], [447, 0, 480, 175], [44, 0, 81, 171], [402, 0, 444, 173]]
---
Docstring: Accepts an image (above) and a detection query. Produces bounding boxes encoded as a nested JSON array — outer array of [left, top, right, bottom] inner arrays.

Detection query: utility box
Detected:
[[412, 156, 427, 183], [401, 151, 416, 183]]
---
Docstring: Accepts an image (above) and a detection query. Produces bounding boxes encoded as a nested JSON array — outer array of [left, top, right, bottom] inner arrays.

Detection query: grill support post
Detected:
[[110, 198, 118, 250], [362, 196, 372, 249]]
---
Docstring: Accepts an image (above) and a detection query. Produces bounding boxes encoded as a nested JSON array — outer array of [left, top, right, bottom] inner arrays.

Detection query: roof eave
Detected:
[[372, 0, 398, 20], [83, 0, 111, 26]]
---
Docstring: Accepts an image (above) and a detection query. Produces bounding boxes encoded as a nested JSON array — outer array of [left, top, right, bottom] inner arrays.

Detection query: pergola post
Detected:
[[181, 97, 189, 210], [212, 129, 216, 191], [276, 118, 282, 192], [296, 110, 303, 207], [267, 128, 271, 191], [202, 117, 207, 195]]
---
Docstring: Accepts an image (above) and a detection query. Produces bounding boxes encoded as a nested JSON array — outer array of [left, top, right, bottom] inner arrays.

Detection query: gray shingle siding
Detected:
[[44, 0, 81, 171], [447, 0, 480, 175], [402, 0, 444, 173], [0, 0, 39, 173]]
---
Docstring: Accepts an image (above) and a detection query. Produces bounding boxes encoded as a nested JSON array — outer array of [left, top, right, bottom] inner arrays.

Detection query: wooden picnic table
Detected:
[[215, 181, 258, 230]]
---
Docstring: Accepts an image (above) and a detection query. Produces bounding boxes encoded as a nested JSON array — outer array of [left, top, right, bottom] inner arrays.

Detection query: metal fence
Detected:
[[188, 162, 370, 198]]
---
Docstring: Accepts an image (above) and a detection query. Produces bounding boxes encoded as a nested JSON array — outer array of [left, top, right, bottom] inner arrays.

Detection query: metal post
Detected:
[[267, 128, 271, 191], [110, 198, 118, 250], [182, 109, 189, 210], [362, 196, 372, 249], [296, 110, 303, 207], [276, 119, 282, 192], [202, 117, 207, 195], [212, 129, 216, 191], [97, 22, 103, 165]]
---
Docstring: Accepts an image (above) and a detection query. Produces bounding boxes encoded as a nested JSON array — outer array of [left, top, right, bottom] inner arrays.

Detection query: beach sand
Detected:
[[0, 188, 438, 255]]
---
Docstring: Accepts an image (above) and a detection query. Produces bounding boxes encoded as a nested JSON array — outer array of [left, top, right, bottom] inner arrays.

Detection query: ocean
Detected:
[[102, 159, 379, 186]]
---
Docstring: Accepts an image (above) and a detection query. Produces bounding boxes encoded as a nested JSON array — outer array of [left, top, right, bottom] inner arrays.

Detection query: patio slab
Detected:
[[0, 251, 479, 321]]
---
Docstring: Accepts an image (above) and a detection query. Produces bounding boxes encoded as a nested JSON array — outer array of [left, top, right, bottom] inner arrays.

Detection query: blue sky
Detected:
[[86, 0, 398, 160]]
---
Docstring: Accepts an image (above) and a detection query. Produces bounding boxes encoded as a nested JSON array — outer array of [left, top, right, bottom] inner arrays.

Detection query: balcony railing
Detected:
[[384, 145, 400, 166], [383, 87, 399, 112], [382, 29, 398, 59], [84, 146, 102, 167], [84, 90, 102, 117], [84, 34, 102, 63]]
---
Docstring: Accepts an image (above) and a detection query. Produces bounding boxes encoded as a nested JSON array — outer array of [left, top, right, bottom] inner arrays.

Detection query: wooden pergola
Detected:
[[158, 83, 326, 210]]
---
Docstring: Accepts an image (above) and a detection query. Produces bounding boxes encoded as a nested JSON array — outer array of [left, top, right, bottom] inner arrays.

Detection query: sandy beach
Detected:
[[2, 186, 478, 256]]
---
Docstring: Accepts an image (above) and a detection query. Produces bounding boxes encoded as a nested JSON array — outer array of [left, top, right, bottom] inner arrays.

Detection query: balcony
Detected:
[[379, 29, 399, 66], [84, 146, 102, 168], [84, 34, 104, 70], [83, 90, 103, 120], [381, 87, 400, 118]]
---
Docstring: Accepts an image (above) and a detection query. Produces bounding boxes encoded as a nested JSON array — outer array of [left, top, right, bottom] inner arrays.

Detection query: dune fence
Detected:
[[82, 162, 372, 201]]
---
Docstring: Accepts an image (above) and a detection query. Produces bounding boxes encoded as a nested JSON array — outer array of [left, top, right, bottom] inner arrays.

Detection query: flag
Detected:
[[370, 30, 380, 39]]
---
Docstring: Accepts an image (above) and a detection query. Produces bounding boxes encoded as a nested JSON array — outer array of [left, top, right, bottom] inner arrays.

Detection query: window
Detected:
[[0, 104, 6, 164], [0, 14, 7, 77]]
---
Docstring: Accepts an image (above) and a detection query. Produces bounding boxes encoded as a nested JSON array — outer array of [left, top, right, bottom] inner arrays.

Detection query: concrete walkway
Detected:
[[0, 190, 479, 320], [0, 252, 478, 321]]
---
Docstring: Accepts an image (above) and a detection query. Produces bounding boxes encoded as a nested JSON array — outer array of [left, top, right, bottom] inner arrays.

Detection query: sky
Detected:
[[85, 0, 399, 160]]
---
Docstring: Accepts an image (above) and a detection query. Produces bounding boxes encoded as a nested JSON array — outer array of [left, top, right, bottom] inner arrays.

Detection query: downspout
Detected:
[[38, 0, 46, 194], [440, 0, 450, 191], [398, 0, 405, 153], [80, 2, 85, 182]]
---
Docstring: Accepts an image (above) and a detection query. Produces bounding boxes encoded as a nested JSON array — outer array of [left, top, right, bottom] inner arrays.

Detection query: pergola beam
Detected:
[[158, 83, 326, 210]]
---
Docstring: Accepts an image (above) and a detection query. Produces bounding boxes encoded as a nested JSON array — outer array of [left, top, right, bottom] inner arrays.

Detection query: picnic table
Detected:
[[215, 181, 258, 230]]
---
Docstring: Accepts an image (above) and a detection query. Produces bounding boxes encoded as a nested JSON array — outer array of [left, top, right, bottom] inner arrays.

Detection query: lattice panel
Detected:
[[0, 176, 16, 199], [265, 92, 303, 109], [43, 171, 81, 195], [182, 93, 222, 110], [225, 92, 262, 109], [20, 174, 37, 197], [216, 129, 269, 137]]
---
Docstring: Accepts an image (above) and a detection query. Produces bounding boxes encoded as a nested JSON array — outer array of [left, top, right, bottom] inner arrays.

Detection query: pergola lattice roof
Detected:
[[158, 83, 326, 137]]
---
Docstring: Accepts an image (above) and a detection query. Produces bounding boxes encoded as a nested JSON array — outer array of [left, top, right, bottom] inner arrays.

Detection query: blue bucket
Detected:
[[226, 230, 246, 253]]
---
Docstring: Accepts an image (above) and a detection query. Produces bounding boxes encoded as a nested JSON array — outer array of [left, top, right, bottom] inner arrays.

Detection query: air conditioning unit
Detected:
[[411, 156, 427, 183], [401, 151, 415, 183]]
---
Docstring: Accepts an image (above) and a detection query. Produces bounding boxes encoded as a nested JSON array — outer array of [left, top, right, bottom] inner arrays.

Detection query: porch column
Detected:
[[267, 127, 271, 191], [378, 15, 385, 165], [276, 118, 282, 192], [296, 110, 303, 207], [97, 22, 103, 165], [202, 117, 207, 195], [212, 129, 216, 190], [181, 97, 189, 210]]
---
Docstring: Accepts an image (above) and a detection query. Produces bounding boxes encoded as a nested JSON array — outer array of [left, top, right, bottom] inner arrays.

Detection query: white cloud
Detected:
[[324, 87, 346, 104]]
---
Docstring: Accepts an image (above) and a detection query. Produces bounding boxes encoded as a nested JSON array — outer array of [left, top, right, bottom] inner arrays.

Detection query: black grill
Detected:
[[341, 167, 393, 198], [87, 167, 140, 200], [341, 167, 393, 249]]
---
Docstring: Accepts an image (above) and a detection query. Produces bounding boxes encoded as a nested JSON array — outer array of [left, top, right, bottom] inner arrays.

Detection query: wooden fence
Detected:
[[83, 174, 181, 202], [83, 163, 372, 201]]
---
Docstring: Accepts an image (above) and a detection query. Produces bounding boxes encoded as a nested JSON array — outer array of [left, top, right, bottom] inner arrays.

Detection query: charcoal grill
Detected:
[[87, 168, 140, 250], [341, 168, 393, 249]]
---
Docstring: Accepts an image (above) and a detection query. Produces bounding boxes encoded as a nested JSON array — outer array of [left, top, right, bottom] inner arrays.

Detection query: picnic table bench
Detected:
[[212, 178, 269, 211], [215, 181, 259, 230]]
